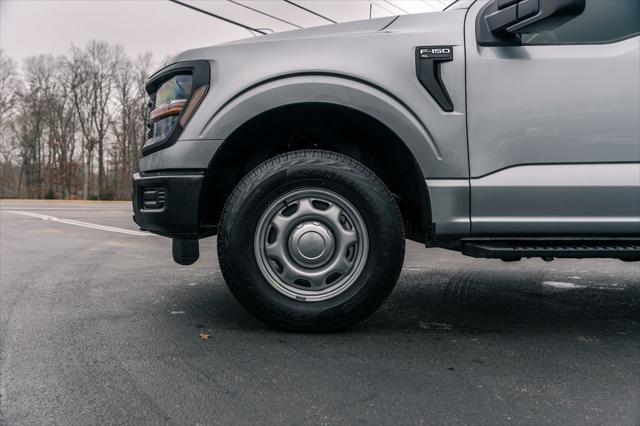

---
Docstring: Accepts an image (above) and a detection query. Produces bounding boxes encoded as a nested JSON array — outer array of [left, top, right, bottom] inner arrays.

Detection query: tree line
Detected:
[[0, 41, 154, 200]]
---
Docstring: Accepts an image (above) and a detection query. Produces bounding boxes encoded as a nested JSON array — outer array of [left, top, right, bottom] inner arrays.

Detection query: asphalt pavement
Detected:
[[1, 200, 639, 425]]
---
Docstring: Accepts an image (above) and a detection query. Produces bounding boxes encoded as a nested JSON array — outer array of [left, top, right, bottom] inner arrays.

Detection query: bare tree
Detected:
[[0, 50, 18, 130], [13, 55, 60, 198], [0, 50, 20, 197], [67, 41, 120, 199], [112, 52, 152, 198], [42, 56, 78, 198], [67, 45, 92, 199], [1, 43, 153, 200]]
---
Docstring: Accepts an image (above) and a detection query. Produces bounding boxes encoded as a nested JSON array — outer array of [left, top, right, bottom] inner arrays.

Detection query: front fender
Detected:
[[195, 74, 450, 178]]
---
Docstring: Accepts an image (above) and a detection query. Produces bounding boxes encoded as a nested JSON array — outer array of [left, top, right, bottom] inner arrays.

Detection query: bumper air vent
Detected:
[[142, 187, 166, 210]]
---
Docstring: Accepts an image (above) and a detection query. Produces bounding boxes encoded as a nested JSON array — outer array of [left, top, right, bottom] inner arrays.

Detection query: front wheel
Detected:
[[217, 150, 405, 331]]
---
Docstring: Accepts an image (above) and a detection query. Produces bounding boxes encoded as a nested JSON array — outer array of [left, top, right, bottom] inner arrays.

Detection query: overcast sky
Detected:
[[1, 0, 451, 68]]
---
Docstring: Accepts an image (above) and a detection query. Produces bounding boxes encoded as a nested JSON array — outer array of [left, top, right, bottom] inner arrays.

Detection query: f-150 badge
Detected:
[[418, 46, 453, 60]]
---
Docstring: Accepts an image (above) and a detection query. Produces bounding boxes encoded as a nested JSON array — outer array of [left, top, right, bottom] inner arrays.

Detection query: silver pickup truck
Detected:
[[132, 0, 640, 331]]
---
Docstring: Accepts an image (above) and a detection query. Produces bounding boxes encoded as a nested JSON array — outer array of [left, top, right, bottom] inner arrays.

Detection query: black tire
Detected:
[[217, 150, 405, 331]]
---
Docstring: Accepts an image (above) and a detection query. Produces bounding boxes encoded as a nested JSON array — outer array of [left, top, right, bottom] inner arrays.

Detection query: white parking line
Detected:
[[4, 210, 152, 237], [542, 281, 585, 289]]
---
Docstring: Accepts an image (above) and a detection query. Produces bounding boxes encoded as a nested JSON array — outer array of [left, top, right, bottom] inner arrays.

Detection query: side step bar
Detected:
[[461, 238, 640, 261]]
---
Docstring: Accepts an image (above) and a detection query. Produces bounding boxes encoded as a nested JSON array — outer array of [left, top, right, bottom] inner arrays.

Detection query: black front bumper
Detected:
[[132, 172, 204, 238]]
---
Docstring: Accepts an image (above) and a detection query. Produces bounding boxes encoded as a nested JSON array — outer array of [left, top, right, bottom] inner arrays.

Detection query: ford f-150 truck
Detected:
[[133, 0, 640, 331]]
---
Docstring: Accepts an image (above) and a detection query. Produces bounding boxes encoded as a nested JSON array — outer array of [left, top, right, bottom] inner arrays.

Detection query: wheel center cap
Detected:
[[288, 221, 335, 267], [298, 231, 325, 259]]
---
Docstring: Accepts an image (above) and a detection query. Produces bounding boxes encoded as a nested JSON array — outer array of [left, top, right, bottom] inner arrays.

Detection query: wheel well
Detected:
[[200, 103, 432, 242]]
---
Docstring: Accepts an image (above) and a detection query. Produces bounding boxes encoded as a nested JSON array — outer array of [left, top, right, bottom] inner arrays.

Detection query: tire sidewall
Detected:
[[219, 152, 404, 328]]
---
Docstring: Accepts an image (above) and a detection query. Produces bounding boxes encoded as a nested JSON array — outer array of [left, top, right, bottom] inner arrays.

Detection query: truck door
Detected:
[[465, 0, 640, 236]]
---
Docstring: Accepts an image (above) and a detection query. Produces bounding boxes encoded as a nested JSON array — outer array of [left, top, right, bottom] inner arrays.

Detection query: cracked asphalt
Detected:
[[1, 200, 639, 425]]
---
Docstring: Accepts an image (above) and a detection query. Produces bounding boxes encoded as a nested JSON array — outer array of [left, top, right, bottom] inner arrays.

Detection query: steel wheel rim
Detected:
[[254, 188, 369, 302]]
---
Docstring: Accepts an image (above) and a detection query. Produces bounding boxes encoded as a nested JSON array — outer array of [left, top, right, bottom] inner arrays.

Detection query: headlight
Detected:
[[149, 75, 192, 143], [144, 61, 210, 154]]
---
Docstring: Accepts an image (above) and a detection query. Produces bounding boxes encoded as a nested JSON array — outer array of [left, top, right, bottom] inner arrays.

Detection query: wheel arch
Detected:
[[194, 73, 443, 174], [196, 75, 437, 242], [199, 102, 432, 242]]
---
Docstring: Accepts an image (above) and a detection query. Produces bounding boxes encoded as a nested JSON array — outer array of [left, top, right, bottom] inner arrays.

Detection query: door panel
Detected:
[[466, 37, 639, 177], [465, 0, 640, 236]]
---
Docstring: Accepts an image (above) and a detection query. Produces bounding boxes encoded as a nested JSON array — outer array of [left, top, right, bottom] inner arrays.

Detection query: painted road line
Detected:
[[4, 210, 152, 237]]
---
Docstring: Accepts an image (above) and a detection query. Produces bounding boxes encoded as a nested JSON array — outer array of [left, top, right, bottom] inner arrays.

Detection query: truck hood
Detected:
[[168, 15, 397, 65], [221, 15, 397, 45]]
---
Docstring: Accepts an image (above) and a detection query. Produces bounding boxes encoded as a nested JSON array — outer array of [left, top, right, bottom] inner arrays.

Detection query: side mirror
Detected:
[[486, 0, 585, 35]]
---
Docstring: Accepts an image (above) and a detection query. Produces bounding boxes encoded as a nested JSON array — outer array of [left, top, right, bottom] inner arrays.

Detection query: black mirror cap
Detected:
[[477, 0, 585, 46], [507, 0, 586, 34]]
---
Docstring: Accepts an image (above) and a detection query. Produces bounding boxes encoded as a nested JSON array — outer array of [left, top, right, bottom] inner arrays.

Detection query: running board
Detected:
[[461, 238, 640, 261]]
